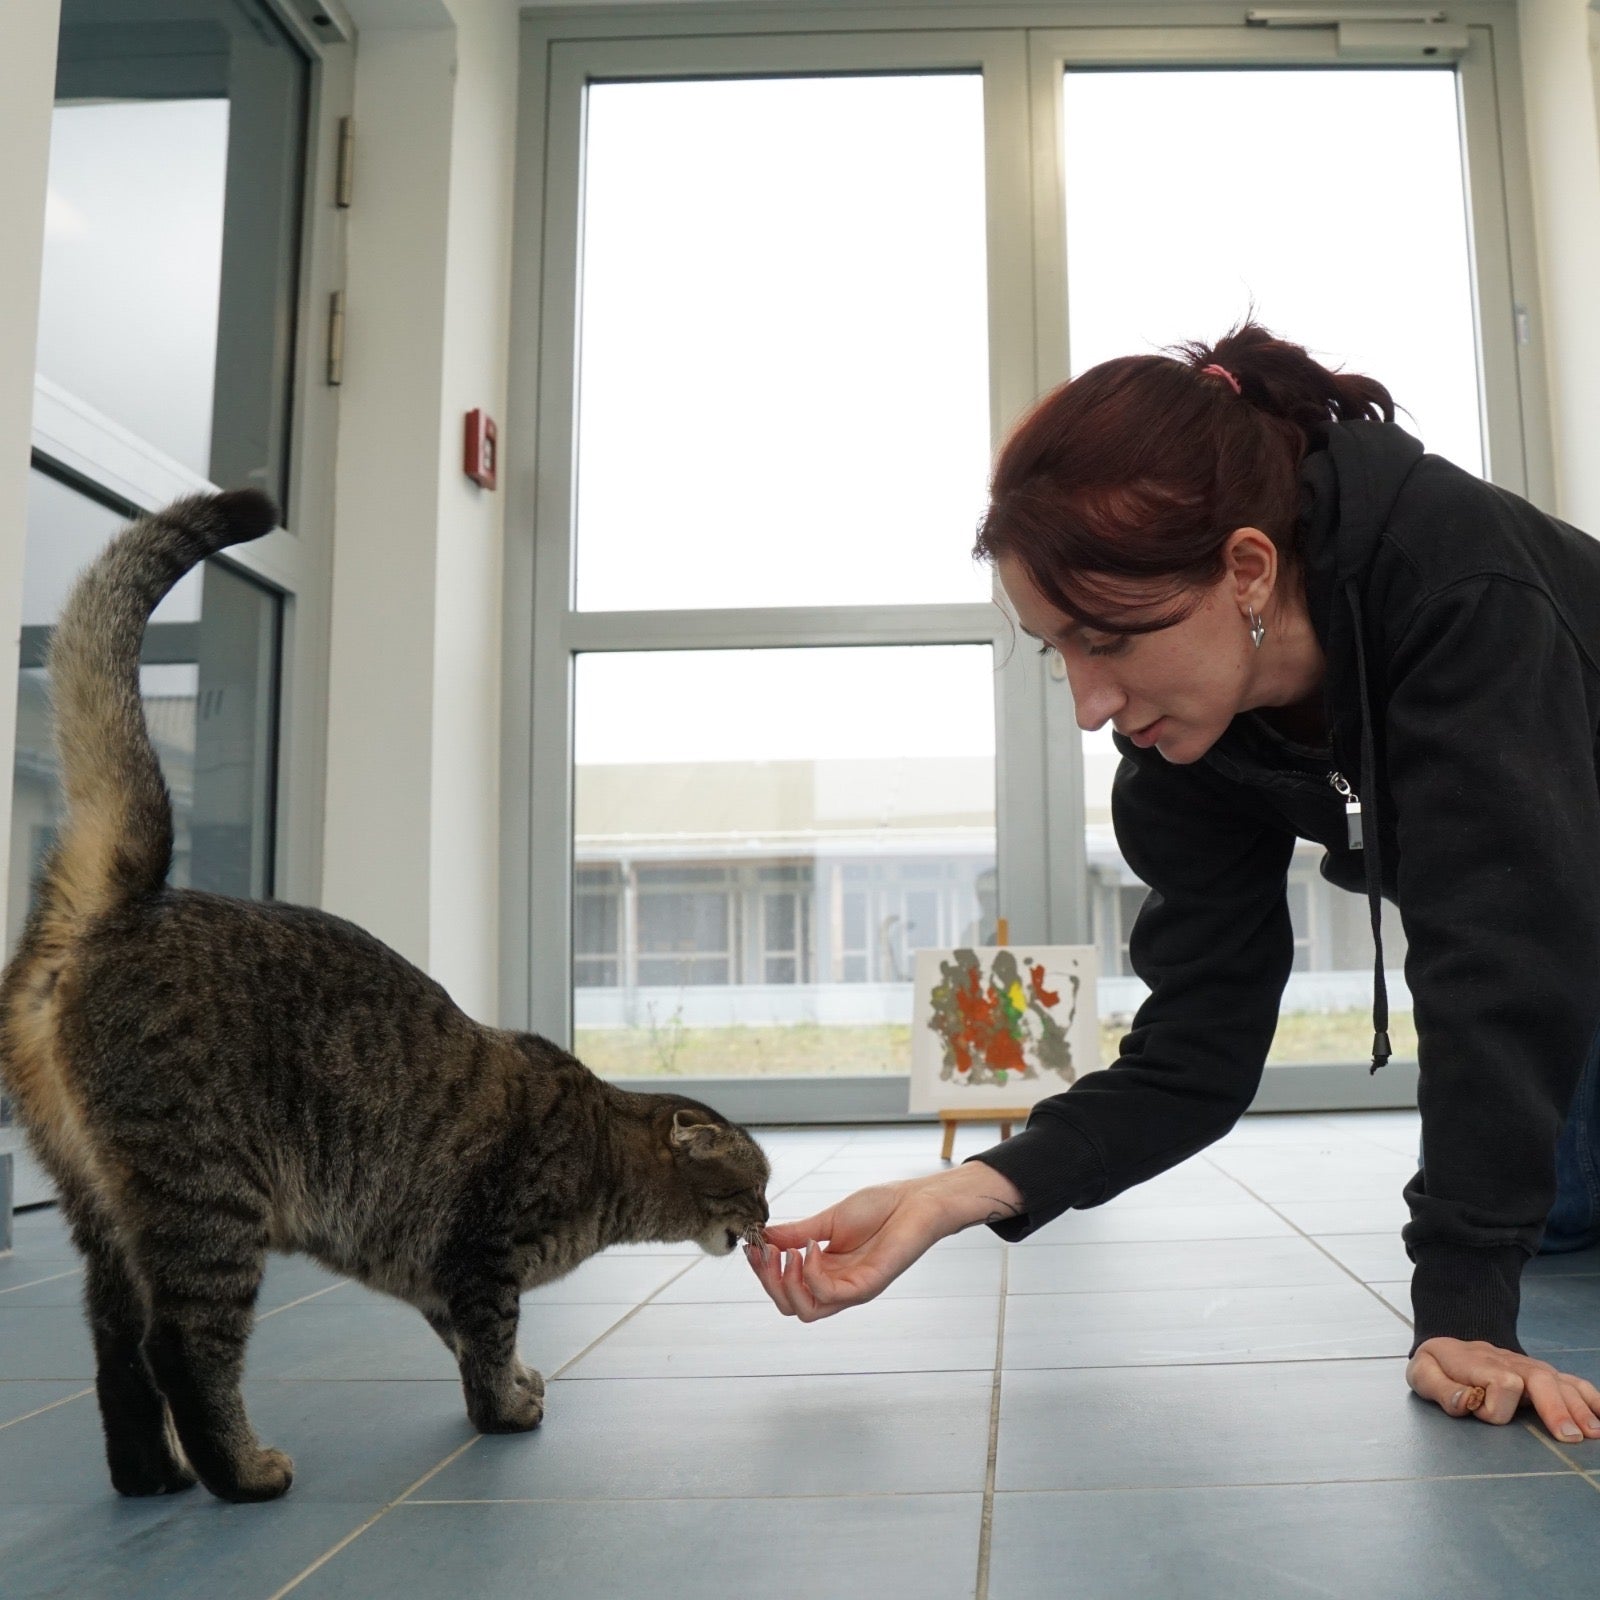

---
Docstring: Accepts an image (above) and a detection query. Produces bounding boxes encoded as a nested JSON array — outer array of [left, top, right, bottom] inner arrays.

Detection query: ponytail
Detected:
[[973, 319, 1398, 632], [1175, 319, 1395, 442]]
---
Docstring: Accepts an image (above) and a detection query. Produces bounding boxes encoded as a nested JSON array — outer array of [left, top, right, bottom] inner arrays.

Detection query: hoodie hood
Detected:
[[1296, 420, 1426, 1073], [1298, 420, 1426, 640]]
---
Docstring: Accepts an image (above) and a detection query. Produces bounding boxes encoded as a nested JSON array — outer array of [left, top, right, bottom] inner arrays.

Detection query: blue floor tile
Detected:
[[996, 1359, 1570, 1491], [1022, 1202, 1295, 1245], [520, 1252, 698, 1304], [0, 1499, 378, 1600], [418, 1370, 995, 1501], [0, 1382, 90, 1431], [987, 1475, 1600, 1600], [0, 1262, 84, 1304], [1514, 1274, 1600, 1354], [1003, 1282, 1408, 1368], [0, 1375, 474, 1507], [563, 1295, 1000, 1380], [293, 1495, 985, 1600], [0, 1307, 96, 1380], [1006, 1236, 1352, 1296], [245, 1294, 629, 1382]]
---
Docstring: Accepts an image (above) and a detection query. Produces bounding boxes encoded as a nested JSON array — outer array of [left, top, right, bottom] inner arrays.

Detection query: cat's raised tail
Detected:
[[41, 490, 279, 933]]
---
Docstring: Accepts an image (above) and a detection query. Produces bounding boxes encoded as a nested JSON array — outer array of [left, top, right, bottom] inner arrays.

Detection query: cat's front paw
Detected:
[[514, 1363, 545, 1400], [209, 1446, 295, 1503], [468, 1384, 545, 1434], [110, 1451, 199, 1497]]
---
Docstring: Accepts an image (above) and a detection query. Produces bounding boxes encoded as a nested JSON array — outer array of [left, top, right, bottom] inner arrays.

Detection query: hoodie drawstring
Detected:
[[1344, 580, 1392, 1074]]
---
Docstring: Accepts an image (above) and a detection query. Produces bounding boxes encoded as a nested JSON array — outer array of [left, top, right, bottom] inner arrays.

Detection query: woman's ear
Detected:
[[1223, 526, 1278, 614]]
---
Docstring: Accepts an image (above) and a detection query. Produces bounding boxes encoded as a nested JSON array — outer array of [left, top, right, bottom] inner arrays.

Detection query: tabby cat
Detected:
[[0, 490, 770, 1503]]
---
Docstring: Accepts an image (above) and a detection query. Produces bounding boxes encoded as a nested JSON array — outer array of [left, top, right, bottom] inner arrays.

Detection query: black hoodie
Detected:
[[972, 419, 1600, 1356]]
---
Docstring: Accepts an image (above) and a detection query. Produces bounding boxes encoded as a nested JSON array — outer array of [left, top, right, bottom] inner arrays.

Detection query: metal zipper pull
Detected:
[[1329, 771, 1363, 851]]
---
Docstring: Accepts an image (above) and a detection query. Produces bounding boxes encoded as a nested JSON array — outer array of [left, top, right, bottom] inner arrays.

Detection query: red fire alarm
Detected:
[[464, 409, 498, 490]]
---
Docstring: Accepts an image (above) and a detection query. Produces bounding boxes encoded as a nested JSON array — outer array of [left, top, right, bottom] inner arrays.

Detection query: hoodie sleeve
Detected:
[[968, 744, 1297, 1239], [1384, 577, 1600, 1356]]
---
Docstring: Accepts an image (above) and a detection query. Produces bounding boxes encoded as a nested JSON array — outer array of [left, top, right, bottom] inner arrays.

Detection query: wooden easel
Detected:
[[939, 1107, 1023, 1161], [937, 917, 1028, 1162]]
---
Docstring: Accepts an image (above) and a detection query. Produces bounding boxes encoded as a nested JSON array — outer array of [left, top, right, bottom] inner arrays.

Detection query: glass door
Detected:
[[519, 31, 1042, 1116]]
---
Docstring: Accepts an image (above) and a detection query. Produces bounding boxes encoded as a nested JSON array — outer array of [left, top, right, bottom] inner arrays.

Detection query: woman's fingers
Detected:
[[745, 1238, 791, 1312], [1408, 1350, 1478, 1414], [1406, 1340, 1524, 1423], [1523, 1367, 1600, 1444], [763, 1211, 835, 1251]]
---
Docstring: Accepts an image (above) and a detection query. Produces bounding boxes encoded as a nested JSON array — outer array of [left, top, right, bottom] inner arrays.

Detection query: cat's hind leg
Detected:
[[128, 1187, 292, 1502], [64, 1192, 196, 1496]]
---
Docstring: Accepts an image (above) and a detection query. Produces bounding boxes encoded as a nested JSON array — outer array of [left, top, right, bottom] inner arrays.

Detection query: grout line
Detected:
[[264, 1253, 708, 1598], [397, 1468, 1582, 1505], [0, 1387, 94, 1434], [533, 1256, 708, 1385], [406, 1490, 990, 1507], [256, 1282, 350, 1321], [0, 1266, 82, 1297], [1197, 1156, 1419, 1333], [974, 1247, 1008, 1600], [1521, 1421, 1600, 1480], [987, 1470, 1582, 1494], [0, 1277, 353, 1439], [261, 1434, 484, 1600]]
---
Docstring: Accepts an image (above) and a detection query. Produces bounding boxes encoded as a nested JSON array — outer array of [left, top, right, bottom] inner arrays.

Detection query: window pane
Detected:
[[1065, 68, 1463, 1064], [573, 646, 997, 1078], [8, 471, 281, 958], [1062, 69, 1480, 474], [42, 0, 309, 498], [575, 75, 992, 610]]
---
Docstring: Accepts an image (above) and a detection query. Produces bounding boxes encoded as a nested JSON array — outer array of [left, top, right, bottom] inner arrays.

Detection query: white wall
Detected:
[[429, 0, 519, 1022], [1519, 0, 1600, 532], [0, 2, 63, 961], [321, 0, 517, 1019]]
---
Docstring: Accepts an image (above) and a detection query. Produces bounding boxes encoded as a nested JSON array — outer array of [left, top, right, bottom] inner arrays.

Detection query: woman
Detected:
[[746, 322, 1600, 1443]]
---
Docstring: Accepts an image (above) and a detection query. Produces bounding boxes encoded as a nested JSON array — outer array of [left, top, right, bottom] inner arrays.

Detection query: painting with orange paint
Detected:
[[909, 945, 1098, 1112]]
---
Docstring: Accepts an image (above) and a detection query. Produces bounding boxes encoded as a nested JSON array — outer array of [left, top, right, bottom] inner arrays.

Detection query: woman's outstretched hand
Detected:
[[745, 1162, 1025, 1321], [1406, 1336, 1600, 1442]]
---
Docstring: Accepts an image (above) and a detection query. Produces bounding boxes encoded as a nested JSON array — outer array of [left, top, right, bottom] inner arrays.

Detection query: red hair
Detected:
[[973, 321, 1396, 633]]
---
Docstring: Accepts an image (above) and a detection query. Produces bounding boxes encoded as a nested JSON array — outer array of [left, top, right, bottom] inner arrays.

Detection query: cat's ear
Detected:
[[669, 1108, 730, 1160]]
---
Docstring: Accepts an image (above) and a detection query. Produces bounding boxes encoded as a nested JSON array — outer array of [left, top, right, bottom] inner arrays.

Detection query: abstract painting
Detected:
[[908, 945, 1098, 1113]]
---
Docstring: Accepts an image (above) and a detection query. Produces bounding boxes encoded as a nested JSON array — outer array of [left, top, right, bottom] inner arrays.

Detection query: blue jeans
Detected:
[[1418, 1029, 1600, 1254], [1540, 1030, 1600, 1252]]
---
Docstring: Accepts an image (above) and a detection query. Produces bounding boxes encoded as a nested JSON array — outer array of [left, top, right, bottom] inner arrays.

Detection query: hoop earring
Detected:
[[1247, 607, 1266, 650]]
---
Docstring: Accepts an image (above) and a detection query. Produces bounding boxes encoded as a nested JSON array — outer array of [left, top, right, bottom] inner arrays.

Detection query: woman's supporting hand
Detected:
[[745, 1161, 1025, 1321], [1406, 1336, 1600, 1442]]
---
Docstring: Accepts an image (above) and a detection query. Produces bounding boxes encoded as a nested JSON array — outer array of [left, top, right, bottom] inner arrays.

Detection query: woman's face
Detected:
[[996, 549, 1270, 766]]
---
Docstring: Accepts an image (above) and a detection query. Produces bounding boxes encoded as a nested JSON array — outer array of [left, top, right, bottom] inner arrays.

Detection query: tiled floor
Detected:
[[1, 1109, 1598, 1598]]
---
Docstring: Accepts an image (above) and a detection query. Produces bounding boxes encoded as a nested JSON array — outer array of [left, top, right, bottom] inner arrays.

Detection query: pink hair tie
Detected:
[[1201, 363, 1242, 396]]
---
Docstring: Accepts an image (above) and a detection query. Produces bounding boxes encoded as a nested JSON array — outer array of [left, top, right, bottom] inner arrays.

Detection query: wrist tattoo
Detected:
[[968, 1194, 1024, 1232]]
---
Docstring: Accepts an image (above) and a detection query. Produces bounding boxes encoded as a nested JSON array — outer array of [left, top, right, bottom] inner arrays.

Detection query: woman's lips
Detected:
[[1127, 717, 1165, 748]]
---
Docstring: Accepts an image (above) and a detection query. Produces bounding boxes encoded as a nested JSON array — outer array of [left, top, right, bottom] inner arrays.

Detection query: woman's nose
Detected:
[[1062, 661, 1124, 732]]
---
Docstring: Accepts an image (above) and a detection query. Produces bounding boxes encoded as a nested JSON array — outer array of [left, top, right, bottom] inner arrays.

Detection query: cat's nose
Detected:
[[758, 1197, 770, 1224]]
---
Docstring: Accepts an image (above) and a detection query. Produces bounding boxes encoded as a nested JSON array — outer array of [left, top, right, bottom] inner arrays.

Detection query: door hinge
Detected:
[[336, 116, 354, 209], [327, 290, 346, 386]]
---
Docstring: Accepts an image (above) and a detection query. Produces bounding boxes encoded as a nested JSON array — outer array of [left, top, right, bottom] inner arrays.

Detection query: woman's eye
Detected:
[[1086, 636, 1129, 658], [1034, 641, 1055, 657]]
